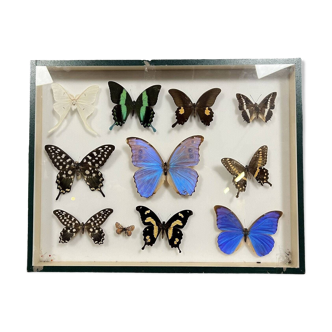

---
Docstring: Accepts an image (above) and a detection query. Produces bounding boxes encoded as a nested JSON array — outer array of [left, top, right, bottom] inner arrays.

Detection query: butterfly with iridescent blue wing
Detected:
[[126, 136, 204, 198], [214, 206, 283, 257]]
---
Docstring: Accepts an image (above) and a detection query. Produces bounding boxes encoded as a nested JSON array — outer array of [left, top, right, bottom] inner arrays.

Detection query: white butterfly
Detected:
[[49, 83, 100, 135]]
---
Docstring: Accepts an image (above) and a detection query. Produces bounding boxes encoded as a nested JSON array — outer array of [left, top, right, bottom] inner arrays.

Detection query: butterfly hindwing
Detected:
[[164, 210, 193, 253]]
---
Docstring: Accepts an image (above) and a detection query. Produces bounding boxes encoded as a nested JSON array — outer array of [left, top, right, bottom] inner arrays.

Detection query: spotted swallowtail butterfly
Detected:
[[53, 208, 113, 244], [45, 144, 115, 200]]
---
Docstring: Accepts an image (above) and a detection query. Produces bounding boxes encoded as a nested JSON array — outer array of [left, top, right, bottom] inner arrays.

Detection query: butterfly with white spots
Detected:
[[53, 209, 113, 244], [45, 144, 115, 200]]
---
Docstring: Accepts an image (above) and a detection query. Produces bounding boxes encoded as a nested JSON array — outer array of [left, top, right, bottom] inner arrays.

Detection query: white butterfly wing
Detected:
[[49, 84, 73, 133], [76, 85, 99, 135]]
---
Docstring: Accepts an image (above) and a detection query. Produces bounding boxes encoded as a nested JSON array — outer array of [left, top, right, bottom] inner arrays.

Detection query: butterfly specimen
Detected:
[[236, 92, 277, 123], [49, 83, 100, 135], [136, 206, 193, 253], [169, 88, 221, 127], [214, 206, 282, 256], [127, 135, 204, 198], [115, 222, 135, 236], [53, 208, 113, 244], [108, 81, 161, 132], [221, 145, 272, 198], [45, 144, 115, 200]]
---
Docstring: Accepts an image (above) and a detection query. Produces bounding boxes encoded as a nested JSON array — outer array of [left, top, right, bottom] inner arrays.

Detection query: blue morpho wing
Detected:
[[126, 137, 164, 198], [214, 206, 244, 255], [166, 135, 204, 196], [248, 211, 283, 257]]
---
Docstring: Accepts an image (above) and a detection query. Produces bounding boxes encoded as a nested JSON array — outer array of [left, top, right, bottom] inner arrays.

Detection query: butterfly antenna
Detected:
[[150, 124, 157, 133], [250, 95, 255, 102], [100, 189, 105, 197], [56, 191, 61, 200], [256, 94, 262, 103], [172, 121, 178, 128], [109, 123, 116, 131]]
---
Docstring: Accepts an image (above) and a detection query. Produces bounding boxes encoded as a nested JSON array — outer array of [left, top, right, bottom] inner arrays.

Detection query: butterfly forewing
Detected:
[[236, 94, 256, 123]]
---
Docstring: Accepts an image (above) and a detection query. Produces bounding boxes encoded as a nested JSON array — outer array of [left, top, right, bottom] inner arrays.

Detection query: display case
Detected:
[[28, 59, 304, 273]]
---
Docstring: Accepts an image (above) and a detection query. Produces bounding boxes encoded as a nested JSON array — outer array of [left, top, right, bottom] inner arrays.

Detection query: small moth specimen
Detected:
[[115, 222, 135, 236]]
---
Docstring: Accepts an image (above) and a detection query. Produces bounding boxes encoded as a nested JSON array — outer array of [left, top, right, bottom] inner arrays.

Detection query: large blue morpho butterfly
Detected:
[[214, 206, 283, 257], [126, 136, 204, 198]]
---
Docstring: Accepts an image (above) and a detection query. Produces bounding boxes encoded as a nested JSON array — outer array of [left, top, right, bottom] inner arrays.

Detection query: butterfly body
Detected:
[[169, 88, 221, 127], [53, 208, 113, 244], [214, 206, 282, 257], [136, 206, 193, 253], [236, 92, 277, 123], [221, 145, 272, 198], [127, 136, 204, 198], [108, 81, 161, 132], [45, 144, 115, 200]]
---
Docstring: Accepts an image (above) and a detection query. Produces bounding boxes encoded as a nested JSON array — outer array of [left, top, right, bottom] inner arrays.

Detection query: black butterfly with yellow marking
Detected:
[[53, 208, 113, 244], [45, 144, 115, 200], [221, 145, 272, 198], [236, 92, 277, 123], [169, 88, 221, 127], [136, 206, 193, 253]]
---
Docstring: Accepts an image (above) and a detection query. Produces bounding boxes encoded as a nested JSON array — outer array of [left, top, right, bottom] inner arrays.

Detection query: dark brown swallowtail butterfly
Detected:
[[169, 88, 221, 127], [221, 145, 272, 198]]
